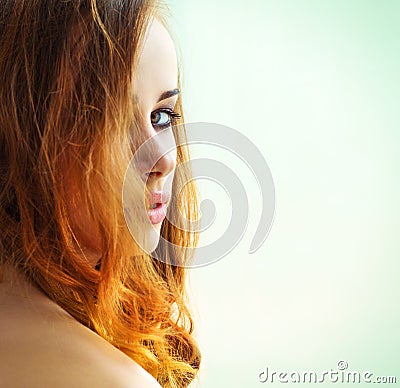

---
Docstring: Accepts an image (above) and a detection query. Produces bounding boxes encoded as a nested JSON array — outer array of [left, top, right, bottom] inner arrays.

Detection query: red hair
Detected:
[[0, 1, 200, 386]]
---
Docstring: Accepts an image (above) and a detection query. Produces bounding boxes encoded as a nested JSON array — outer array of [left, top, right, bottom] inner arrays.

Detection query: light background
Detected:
[[166, 1, 399, 387]]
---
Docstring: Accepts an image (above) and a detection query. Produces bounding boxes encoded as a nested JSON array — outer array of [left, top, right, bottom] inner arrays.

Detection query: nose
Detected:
[[133, 126, 177, 183]]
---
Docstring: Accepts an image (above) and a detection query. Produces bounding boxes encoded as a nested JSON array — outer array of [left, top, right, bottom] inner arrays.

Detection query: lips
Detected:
[[149, 191, 171, 206], [147, 191, 170, 224]]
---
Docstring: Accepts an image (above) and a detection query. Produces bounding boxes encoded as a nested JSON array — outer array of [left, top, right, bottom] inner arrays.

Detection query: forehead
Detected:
[[134, 18, 178, 103]]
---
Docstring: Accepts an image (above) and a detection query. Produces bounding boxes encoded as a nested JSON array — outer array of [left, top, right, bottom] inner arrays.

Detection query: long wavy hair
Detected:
[[0, 1, 200, 386]]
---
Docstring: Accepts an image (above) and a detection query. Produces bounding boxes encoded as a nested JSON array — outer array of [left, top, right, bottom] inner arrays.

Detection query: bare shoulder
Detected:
[[0, 267, 161, 388]]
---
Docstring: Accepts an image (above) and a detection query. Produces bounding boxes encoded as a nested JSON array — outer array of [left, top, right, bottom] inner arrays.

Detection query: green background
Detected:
[[166, 1, 399, 386]]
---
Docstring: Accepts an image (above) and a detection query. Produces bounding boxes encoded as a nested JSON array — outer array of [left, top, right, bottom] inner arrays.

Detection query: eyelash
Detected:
[[150, 108, 181, 130]]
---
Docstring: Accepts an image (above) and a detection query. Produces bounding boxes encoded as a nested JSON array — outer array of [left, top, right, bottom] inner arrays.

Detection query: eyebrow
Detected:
[[157, 88, 180, 102]]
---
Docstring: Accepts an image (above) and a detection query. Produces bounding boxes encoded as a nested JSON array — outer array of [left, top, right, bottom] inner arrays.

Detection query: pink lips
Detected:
[[147, 191, 171, 225]]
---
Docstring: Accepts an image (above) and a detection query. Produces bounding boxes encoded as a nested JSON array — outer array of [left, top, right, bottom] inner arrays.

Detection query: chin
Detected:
[[124, 213, 163, 255], [142, 224, 162, 254]]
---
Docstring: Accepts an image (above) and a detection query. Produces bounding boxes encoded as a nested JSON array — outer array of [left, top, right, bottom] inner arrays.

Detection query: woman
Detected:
[[0, 1, 200, 387]]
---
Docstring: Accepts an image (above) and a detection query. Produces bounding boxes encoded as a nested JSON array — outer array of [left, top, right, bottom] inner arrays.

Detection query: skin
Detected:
[[0, 18, 178, 387], [66, 18, 179, 264]]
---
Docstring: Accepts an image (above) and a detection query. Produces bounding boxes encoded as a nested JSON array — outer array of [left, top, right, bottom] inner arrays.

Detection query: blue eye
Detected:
[[151, 109, 181, 129], [151, 111, 170, 126]]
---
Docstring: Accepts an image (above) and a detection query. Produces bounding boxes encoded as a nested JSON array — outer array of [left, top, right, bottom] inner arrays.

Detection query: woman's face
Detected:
[[66, 18, 179, 264]]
